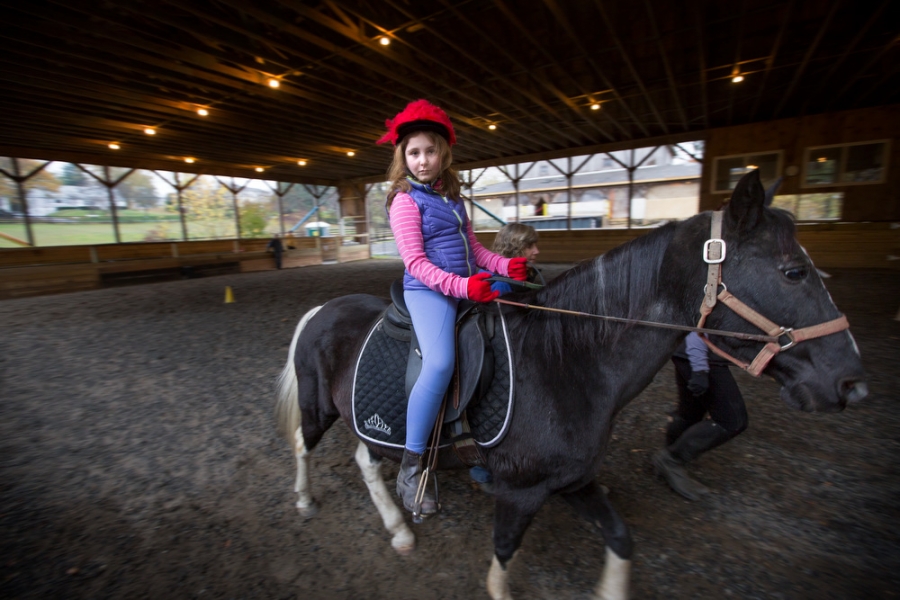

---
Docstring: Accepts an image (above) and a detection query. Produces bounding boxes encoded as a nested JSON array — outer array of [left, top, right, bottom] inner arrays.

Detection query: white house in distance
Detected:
[[12, 182, 127, 217], [469, 145, 702, 229]]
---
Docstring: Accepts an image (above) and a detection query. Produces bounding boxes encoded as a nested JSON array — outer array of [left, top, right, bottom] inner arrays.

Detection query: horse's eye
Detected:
[[783, 266, 809, 281]]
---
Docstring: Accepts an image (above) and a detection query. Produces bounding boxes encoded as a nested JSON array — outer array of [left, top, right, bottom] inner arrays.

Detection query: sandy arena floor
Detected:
[[1, 259, 898, 599]]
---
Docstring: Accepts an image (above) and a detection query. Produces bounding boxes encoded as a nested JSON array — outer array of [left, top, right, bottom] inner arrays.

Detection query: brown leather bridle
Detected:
[[694, 211, 850, 376]]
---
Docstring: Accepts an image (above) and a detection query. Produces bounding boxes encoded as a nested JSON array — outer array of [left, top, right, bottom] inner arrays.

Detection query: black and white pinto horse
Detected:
[[274, 171, 866, 599]]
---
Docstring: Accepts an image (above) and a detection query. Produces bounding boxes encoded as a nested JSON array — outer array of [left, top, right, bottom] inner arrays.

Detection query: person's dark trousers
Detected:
[[667, 357, 748, 445], [654, 357, 748, 500]]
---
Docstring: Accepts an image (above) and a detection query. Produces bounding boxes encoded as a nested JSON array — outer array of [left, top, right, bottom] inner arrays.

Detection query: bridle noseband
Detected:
[[695, 211, 850, 376]]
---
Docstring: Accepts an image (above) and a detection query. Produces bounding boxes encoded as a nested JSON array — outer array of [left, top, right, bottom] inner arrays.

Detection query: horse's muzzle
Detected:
[[839, 377, 868, 404], [780, 382, 843, 413]]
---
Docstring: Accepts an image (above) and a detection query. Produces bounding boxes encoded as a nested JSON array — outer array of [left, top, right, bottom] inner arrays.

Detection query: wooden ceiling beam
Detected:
[[0, 97, 388, 174], [540, 0, 649, 138], [693, 3, 710, 129], [749, 0, 794, 121], [726, 0, 748, 127], [772, 1, 842, 119], [829, 32, 900, 110], [268, 0, 541, 154], [0, 145, 339, 186], [370, 0, 590, 149], [340, 0, 590, 150], [591, 1, 669, 135], [802, 0, 891, 114], [0, 56, 389, 152], [643, 0, 689, 131], [322, 7, 570, 153], [489, 0, 616, 142], [215, 0, 533, 156]]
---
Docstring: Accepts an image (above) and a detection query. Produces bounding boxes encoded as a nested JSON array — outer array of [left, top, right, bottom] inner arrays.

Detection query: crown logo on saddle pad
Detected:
[[364, 413, 391, 436]]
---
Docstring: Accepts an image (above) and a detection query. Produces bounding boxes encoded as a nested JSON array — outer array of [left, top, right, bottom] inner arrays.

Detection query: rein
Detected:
[[494, 210, 850, 377], [493, 298, 782, 344]]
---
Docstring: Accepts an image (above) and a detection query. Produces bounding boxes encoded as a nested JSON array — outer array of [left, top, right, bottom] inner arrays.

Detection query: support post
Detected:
[[152, 170, 199, 241], [12, 159, 35, 246], [75, 164, 134, 244], [214, 176, 249, 240]]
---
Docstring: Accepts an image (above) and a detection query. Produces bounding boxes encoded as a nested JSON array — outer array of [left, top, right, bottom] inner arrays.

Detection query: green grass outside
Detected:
[[0, 218, 283, 248]]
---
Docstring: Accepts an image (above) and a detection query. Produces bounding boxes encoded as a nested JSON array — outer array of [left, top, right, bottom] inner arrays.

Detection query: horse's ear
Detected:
[[764, 177, 783, 207], [725, 169, 766, 233]]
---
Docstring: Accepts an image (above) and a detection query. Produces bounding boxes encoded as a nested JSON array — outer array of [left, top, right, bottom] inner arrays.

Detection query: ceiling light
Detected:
[[255, 167, 264, 172], [731, 74, 744, 83], [590, 103, 601, 110], [347, 151, 355, 157], [197, 108, 209, 116], [108, 143, 120, 150], [268, 78, 280, 88], [746, 164, 757, 170], [144, 127, 156, 135], [817, 157, 827, 163], [184, 157, 196, 164], [488, 124, 497, 130], [297, 160, 307, 166], [379, 36, 391, 46]]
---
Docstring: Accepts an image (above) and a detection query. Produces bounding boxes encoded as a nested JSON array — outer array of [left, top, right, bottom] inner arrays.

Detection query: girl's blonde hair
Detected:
[[385, 131, 461, 207], [492, 223, 539, 258]]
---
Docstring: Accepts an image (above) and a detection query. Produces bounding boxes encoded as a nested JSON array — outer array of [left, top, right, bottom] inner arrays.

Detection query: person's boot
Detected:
[[652, 420, 734, 501], [397, 449, 438, 520]]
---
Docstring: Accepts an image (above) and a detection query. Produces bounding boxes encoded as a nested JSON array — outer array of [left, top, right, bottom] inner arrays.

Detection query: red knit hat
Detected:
[[376, 99, 457, 146]]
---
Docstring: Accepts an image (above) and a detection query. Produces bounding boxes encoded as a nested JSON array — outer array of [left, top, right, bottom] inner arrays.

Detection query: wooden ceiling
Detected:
[[0, 0, 896, 185]]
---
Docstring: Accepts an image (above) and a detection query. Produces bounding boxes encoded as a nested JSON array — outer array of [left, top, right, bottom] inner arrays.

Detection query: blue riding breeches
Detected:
[[404, 289, 458, 454]]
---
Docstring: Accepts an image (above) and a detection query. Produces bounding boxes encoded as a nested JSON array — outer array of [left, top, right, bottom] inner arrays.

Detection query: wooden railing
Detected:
[[476, 222, 899, 269], [0, 235, 370, 300]]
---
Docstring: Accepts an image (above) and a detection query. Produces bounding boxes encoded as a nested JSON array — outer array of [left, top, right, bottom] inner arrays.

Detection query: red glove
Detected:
[[466, 271, 500, 303], [507, 257, 528, 281]]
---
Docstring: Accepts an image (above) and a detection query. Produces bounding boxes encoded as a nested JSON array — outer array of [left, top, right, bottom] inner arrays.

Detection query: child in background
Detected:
[[490, 222, 542, 295]]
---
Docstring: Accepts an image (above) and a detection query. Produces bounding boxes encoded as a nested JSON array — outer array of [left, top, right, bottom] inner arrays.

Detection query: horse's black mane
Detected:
[[514, 222, 678, 365]]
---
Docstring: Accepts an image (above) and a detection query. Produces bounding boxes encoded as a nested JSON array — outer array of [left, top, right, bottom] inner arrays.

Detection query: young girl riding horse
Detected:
[[379, 99, 528, 517]]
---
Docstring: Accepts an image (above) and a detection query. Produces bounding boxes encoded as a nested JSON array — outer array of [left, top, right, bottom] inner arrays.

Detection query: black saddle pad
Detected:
[[351, 307, 514, 450]]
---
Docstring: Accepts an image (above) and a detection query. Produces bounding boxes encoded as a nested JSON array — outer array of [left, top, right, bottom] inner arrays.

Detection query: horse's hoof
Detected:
[[296, 501, 320, 518], [391, 532, 416, 555]]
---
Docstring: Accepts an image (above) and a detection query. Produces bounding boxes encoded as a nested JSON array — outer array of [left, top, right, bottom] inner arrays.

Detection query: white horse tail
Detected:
[[275, 305, 323, 443]]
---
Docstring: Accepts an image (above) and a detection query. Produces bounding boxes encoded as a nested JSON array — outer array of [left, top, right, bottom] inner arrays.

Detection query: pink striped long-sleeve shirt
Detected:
[[390, 192, 511, 299]]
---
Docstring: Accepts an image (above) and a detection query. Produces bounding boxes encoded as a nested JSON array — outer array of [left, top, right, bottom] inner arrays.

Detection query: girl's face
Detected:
[[404, 132, 440, 183], [523, 243, 540, 262]]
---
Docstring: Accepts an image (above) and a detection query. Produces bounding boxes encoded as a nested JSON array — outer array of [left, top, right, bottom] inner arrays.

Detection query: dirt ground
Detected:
[[1, 259, 898, 600]]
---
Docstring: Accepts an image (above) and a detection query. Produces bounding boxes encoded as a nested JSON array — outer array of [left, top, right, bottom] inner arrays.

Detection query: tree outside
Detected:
[[117, 170, 159, 209], [180, 176, 236, 239]]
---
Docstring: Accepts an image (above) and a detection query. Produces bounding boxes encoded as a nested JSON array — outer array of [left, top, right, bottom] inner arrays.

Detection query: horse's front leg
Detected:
[[487, 488, 548, 600], [354, 441, 416, 554], [561, 481, 633, 600]]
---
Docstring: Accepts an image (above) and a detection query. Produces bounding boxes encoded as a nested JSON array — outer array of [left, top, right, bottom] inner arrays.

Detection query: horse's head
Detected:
[[702, 170, 867, 412]]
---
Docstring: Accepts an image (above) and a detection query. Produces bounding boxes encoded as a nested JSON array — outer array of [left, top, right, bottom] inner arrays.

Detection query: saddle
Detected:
[[384, 279, 496, 423], [351, 280, 515, 461]]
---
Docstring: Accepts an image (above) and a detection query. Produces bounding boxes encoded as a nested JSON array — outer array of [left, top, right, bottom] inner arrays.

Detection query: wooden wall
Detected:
[[700, 105, 900, 220], [0, 236, 370, 300], [476, 222, 899, 269]]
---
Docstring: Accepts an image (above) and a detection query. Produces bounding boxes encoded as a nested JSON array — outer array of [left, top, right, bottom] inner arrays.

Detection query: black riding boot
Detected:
[[652, 420, 735, 501], [397, 449, 438, 520]]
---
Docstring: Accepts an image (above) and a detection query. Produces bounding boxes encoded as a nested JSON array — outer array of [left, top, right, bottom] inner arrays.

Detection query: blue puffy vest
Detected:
[[400, 177, 476, 291]]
